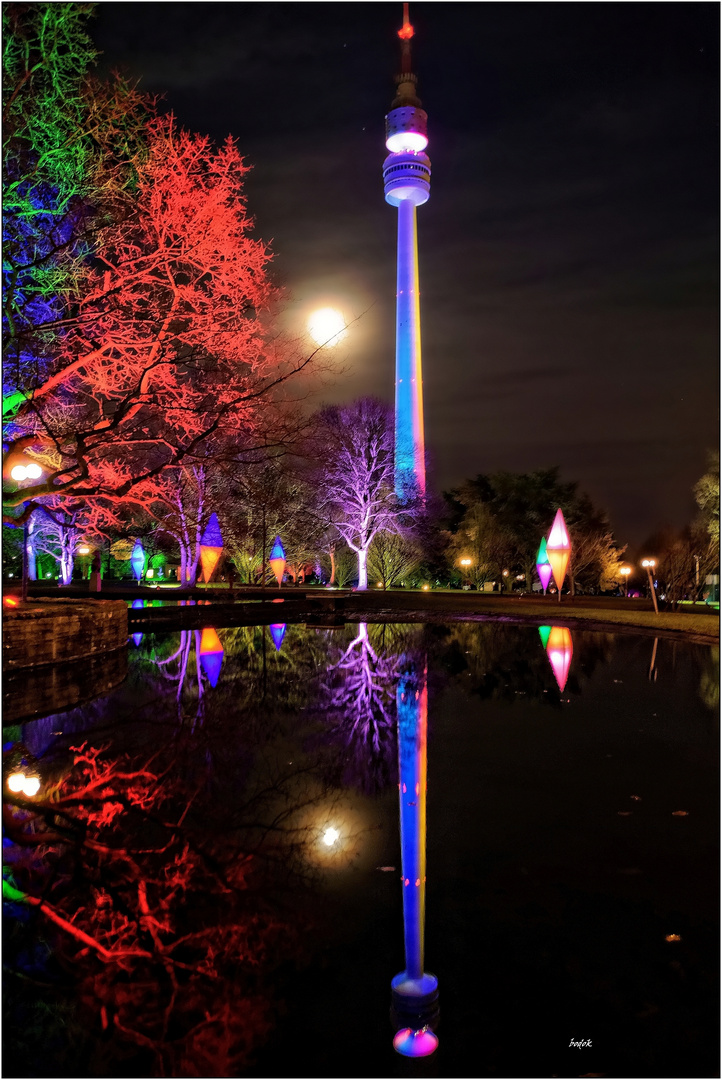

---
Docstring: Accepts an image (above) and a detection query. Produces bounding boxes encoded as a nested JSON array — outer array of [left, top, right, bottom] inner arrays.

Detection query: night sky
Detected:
[[93, 2, 719, 547]]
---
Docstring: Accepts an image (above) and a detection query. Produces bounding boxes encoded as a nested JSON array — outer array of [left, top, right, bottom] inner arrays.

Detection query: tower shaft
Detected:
[[383, 4, 430, 502], [395, 199, 425, 498]]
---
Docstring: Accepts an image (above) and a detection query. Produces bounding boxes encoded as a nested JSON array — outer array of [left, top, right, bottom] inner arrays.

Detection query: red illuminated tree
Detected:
[[4, 115, 318, 525]]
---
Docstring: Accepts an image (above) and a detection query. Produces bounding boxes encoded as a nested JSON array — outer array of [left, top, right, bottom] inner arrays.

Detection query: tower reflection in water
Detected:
[[391, 659, 439, 1057]]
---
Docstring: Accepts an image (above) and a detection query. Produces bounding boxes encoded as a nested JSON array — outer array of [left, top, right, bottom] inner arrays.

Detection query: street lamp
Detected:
[[460, 557, 472, 590], [7, 458, 45, 601], [641, 559, 659, 615], [620, 566, 631, 597]]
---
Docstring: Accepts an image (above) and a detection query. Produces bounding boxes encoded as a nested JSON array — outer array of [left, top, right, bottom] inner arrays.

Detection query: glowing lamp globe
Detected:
[[546, 508, 571, 591], [269, 623, 286, 651], [308, 308, 347, 347], [130, 541, 145, 581], [25, 462, 42, 479], [199, 512, 224, 583], [269, 535, 286, 587], [199, 626, 224, 687], [10, 465, 27, 481], [393, 1027, 438, 1057], [546, 625, 573, 691]]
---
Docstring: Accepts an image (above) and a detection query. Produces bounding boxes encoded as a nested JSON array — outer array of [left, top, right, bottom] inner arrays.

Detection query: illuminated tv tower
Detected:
[[383, 2, 430, 500]]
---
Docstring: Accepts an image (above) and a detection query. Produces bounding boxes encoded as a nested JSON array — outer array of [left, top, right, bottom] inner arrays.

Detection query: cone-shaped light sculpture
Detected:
[[536, 536, 553, 594], [269, 623, 287, 651], [199, 627, 224, 687], [130, 540, 145, 582], [199, 513, 224, 584], [546, 508, 571, 594], [269, 535, 286, 587], [545, 625, 573, 691]]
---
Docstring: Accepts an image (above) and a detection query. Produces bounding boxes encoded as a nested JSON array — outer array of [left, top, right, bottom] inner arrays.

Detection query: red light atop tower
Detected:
[[398, 3, 414, 39]]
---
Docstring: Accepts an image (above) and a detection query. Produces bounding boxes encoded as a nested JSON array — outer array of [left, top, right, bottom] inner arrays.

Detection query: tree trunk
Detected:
[[357, 547, 368, 590], [329, 545, 336, 585]]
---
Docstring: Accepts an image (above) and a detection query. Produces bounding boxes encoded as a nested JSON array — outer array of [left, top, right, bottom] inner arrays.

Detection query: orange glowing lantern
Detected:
[[199, 513, 223, 583], [546, 508, 571, 595], [269, 535, 286, 587]]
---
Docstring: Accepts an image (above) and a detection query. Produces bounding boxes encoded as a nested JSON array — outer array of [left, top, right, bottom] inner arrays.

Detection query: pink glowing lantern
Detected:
[[393, 1027, 438, 1058], [199, 513, 223, 584], [269, 535, 286, 587], [269, 623, 286, 651], [546, 508, 571, 595], [199, 627, 224, 687], [536, 536, 553, 594], [545, 625, 573, 691]]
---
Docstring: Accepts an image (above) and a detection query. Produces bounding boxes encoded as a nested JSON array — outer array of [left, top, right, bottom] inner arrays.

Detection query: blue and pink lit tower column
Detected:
[[384, 3, 431, 501]]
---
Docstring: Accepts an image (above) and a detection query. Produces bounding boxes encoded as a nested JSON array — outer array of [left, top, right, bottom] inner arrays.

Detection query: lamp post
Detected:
[[641, 559, 659, 614], [620, 566, 631, 597], [460, 557, 471, 589]]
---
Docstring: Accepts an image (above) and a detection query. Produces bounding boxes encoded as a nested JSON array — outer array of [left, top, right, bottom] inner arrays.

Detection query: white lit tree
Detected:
[[313, 398, 408, 589]]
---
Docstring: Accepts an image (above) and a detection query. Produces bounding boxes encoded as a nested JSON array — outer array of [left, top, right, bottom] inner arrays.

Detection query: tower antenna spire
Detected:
[[398, 2, 414, 74]]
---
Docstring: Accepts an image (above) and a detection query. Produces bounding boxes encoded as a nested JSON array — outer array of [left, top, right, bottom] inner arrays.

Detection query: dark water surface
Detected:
[[3, 622, 718, 1078]]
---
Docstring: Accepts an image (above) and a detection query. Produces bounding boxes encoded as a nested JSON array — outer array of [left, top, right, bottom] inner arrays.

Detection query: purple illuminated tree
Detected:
[[313, 398, 408, 589]]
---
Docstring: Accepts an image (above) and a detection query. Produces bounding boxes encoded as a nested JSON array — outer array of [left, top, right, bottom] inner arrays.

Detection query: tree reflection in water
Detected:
[[312, 622, 425, 794]]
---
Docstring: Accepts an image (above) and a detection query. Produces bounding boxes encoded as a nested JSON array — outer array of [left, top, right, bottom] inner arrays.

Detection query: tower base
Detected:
[[391, 970, 439, 1031]]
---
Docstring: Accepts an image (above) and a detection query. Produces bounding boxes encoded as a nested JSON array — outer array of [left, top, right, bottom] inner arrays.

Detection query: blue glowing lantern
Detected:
[[269, 623, 286, 651], [130, 541, 145, 582]]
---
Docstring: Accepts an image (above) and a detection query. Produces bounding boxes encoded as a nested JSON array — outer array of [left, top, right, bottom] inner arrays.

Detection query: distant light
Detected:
[[460, 558, 471, 567], [6, 772, 40, 797], [308, 308, 347, 347], [322, 827, 340, 847], [10, 465, 27, 481], [385, 131, 428, 153], [665, 934, 682, 942], [146, 568, 154, 578], [77, 545, 90, 555], [45, 572, 52, 578], [422, 584, 429, 590], [377, 581, 383, 587], [4, 596, 18, 605]]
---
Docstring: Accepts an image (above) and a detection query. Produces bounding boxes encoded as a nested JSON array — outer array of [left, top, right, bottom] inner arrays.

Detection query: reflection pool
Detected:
[[3, 621, 718, 1078]]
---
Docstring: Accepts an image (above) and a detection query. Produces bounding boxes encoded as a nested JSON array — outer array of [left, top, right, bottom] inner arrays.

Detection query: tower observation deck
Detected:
[[384, 2, 430, 500]]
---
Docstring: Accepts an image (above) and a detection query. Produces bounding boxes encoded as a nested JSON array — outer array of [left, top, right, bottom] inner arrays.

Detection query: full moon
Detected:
[[308, 307, 347, 347]]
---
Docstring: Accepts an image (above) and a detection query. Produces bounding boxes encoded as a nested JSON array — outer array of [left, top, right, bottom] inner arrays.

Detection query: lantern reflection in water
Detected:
[[540, 625, 573, 691], [268, 623, 286, 651], [199, 627, 224, 687], [131, 598, 144, 647]]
